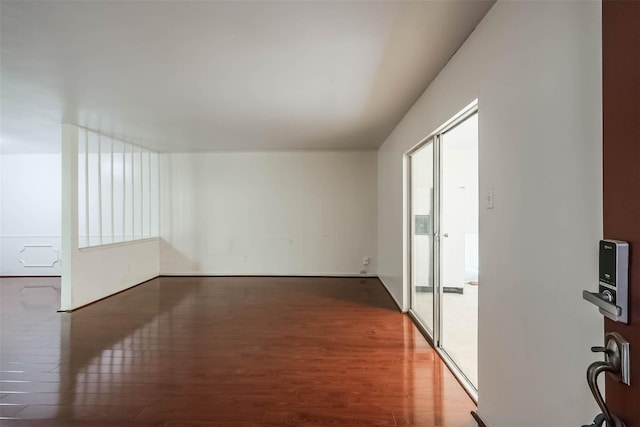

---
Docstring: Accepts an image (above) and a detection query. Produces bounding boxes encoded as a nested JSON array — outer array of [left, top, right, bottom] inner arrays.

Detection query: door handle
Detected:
[[586, 361, 619, 426], [443, 233, 449, 237], [583, 291, 621, 318], [583, 332, 630, 427]]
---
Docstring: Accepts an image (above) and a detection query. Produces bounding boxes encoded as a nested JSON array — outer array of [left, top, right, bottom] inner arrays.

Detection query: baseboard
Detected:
[[57, 275, 160, 312], [159, 273, 379, 278], [0, 275, 61, 278], [376, 276, 405, 312], [471, 410, 488, 427]]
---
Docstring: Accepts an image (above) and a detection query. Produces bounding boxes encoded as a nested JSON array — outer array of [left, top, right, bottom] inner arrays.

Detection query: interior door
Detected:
[[602, 0, 640, 424]]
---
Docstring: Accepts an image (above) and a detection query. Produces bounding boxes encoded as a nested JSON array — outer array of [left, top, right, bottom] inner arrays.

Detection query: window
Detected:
[[77, 128, 159, 248]]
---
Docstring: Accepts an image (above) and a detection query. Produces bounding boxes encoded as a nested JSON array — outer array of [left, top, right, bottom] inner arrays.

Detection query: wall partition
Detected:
[[61, 124, 160, 311], [77, 128, 159, 248]]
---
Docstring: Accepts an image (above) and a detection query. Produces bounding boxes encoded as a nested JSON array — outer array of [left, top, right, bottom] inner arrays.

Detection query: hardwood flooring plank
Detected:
[[0, 276, 476, 426]]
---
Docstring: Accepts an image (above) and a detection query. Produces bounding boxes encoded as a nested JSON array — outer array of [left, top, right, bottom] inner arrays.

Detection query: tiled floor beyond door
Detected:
[[0, 276, 476, 426]]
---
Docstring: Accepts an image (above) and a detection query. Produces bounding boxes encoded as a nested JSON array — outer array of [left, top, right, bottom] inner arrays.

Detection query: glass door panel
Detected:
[[440, 112, 479, 388], [410, 142, 434, 335]]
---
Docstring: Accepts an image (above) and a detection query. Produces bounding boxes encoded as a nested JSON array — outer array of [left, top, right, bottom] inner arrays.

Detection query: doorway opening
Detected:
[[407, 101, 478, 398]]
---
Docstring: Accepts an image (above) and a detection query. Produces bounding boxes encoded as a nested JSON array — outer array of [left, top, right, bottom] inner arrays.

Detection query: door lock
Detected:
[[583, 240, 629, 323]]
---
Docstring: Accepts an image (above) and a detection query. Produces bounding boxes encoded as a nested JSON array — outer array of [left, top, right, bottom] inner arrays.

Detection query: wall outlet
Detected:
[[363, 256, 370, 265]]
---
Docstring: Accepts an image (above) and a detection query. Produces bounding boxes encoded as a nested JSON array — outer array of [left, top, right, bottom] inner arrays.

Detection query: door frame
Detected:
[[407, 138, 437, 338], [405, 99, 478, 401]]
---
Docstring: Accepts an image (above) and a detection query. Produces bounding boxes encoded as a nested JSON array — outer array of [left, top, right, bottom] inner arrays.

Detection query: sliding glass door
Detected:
[[410, 143, 435, 335], [440, 112, 479, 389], [409, 104, 478, 395]]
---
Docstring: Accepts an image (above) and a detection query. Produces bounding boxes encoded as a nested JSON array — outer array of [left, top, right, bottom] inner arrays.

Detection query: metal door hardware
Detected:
[[583, 240, 629, 323], [583, 332, 630, 427]]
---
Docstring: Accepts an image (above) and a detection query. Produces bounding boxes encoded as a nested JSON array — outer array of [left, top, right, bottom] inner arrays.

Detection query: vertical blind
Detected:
[[77, 128, 159, 248]]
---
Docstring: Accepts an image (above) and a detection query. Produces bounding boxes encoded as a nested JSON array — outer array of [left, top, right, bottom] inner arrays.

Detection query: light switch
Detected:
[[486, 188, 494, 209]]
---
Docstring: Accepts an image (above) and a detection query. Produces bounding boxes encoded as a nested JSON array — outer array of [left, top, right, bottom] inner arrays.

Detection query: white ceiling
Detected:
[[0, 0, 494, 154]]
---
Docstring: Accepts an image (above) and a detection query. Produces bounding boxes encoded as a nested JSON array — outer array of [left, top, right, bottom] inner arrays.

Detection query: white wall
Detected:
[[0, 154, 62, 276], [378, 2, 603, 426], [63, 239, 159, 309], [61, 124, 159, 310], [160, 151, 378, 276]]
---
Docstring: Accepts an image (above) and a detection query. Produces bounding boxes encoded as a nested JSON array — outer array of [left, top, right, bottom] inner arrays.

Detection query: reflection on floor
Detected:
[[0, 276, 477, 426], [414, 283, 478, 387]]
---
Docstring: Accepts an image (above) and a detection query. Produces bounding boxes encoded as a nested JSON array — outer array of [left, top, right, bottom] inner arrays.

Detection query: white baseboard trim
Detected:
[[159, 272, 379, 278], [376, 276, 406, 312], [471, 410, 490, 427]]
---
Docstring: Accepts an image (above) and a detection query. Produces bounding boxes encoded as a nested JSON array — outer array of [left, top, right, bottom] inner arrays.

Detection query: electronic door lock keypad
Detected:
[[583, 240, 629, 323]]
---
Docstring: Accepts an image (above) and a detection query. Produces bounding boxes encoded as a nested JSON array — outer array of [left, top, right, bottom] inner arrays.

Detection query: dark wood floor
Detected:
[[0, 276, 476, 427]]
